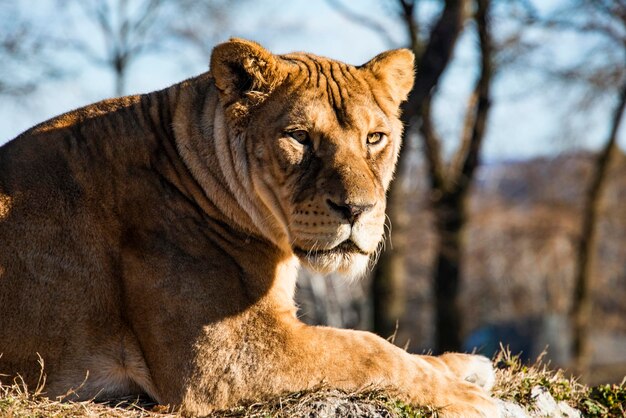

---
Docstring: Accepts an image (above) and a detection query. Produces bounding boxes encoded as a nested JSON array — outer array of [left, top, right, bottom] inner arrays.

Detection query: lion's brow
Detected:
[[284, 55, 357, 128]]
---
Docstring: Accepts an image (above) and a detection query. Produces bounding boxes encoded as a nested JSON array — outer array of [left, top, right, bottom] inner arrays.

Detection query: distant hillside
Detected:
[[400, 150, 626, 380]]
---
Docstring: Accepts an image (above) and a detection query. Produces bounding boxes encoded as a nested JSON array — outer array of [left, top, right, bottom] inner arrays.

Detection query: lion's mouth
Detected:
[[294, 240, 368, 257]]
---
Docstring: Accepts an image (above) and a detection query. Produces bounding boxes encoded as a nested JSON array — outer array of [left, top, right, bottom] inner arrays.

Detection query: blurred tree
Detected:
[[544, 0, 626, 376], [0, 1, 63, 96], [59, 0, 244, 96], [419, 0, 494, 352], [61, 0, 167, 96], [571, 77, 626, 375], [168, 0, 246, 57], [381, 0, 471, 350]]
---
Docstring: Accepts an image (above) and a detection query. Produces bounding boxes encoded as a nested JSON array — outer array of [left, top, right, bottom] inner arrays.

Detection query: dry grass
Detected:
[[492, 346, 626, 417], [1, 347, 624, 417], [491, 347, 584, 405], [0, 380, 430, 418], [0, 379, 174, 417]]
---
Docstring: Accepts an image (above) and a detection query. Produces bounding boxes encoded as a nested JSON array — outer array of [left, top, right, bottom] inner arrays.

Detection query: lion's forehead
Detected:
[[278, 53, 386, 127], [281, 52, 364, 86], [273, 91, 390, 141], [286, 101, 386, 135], [255, 54, 399, 187]]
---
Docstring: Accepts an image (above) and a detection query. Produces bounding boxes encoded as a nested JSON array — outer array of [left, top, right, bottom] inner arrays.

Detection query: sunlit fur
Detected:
[[223, 50, 416, 279], [300, 251, 370, 280], [0, 39, 500, 417]]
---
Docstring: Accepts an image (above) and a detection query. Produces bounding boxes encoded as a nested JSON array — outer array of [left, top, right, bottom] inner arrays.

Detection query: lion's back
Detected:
[[0, 98, 147, 387]]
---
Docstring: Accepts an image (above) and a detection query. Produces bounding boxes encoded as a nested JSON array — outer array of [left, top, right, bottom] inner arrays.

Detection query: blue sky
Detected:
[[1, 0, 623, 160]]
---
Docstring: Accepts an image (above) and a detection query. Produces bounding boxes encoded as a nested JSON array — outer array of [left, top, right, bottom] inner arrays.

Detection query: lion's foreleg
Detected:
[[180, 317, 498, 418]]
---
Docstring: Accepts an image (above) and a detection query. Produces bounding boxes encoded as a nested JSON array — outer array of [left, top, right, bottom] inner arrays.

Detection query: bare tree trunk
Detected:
[[114, 60, 127, 97], [426, 0, 493, 353], [571, 75, 626, 376], [371, 0, 468, 341], [432, 194, 465, 351], [371, 163, 409, 338]]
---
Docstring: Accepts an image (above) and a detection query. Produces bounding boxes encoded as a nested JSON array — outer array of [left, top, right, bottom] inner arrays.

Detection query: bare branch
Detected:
[[397, 0, 421, 54], [448, 90, 478, 180], [324, 0, 399, 48], [546, 18, 625, 44], [127, 0, 164, 46], [0, 4, 65, 97], [419, 96, 447, 193], [572, 66, 626, 374], [63, 39, 108, 66], [451, 0, 493, 195], [403, 0, 469, 129], [92, 2, 115, 42]]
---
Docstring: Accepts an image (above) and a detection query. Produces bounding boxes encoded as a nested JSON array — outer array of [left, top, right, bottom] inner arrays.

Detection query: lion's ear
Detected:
[[361, 49, 415, 105], [210, 38, 283, 107]]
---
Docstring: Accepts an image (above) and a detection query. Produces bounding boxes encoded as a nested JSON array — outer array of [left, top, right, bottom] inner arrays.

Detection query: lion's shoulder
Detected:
[[25, 96, 143, 137]]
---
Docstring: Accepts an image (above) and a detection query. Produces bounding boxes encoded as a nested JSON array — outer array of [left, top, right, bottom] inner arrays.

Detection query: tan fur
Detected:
[[0, 39, 498, 417]]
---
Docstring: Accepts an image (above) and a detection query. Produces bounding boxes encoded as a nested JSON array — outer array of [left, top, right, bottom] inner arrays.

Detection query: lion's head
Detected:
[[209, 39, 414, 278]]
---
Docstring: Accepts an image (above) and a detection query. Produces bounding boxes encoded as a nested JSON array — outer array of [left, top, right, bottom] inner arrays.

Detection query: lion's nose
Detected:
[[326, 199, 374, 224]]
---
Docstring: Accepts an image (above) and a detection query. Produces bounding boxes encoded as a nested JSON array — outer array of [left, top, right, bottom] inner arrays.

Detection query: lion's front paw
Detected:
[[439, 353, 496, 392]]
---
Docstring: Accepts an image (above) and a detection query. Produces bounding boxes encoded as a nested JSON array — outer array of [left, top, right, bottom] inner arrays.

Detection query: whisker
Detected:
[[384, 213, 393, 250]]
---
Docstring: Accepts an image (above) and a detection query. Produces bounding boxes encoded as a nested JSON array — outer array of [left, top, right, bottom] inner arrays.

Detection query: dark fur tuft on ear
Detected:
[[210, 38, 285, 115]]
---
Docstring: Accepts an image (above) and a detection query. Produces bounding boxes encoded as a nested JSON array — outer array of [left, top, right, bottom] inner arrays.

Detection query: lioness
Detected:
[[0, 39, 498, 417]]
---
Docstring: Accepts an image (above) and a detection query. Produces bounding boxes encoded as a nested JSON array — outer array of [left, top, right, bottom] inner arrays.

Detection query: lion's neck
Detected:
[[170, 75, 291, 252]]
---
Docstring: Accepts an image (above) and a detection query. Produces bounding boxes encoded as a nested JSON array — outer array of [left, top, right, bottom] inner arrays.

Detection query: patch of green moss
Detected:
[[0, 395, 16, 411], [580, 383, 626, 418], [386, 399, 436, 418]]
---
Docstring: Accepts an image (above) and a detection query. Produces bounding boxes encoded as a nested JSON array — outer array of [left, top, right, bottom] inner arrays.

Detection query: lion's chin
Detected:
[[296, 250, 370, 281]]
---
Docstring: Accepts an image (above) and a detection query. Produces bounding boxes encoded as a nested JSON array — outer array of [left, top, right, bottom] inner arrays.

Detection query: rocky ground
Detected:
[[1, 348, 624, 417]]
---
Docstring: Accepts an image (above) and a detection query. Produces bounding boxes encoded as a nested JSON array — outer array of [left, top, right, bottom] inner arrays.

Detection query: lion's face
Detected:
[[210, 40, 414, 277], [249, 77, 402, 277]]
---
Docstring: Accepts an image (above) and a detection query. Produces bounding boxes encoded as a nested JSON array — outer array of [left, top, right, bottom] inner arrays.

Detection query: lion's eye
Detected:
[[367, 132, 386, 146], [288, 130, 310, 145]]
